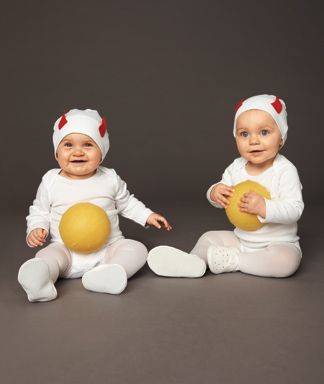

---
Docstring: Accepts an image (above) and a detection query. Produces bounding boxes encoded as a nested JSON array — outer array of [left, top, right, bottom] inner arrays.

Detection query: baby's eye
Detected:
[[240, 131, 249, 138], [64, 142, 72, 147], [260, 130, 269, 136], [84, 142, 93, 147]]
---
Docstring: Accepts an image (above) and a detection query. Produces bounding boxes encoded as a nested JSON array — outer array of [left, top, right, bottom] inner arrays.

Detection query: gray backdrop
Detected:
[[1, 0, 322, 209], [1, 2, 324, 383]]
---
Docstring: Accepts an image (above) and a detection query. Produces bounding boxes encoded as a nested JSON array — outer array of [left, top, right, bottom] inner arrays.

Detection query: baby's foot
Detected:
[[18, 259, 57, 302], [147, 246, 206, 277], [82, 264, 127, 295], [207, 245, 240, 274]]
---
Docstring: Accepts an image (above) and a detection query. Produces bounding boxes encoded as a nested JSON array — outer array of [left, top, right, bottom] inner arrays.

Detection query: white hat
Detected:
[[53, 109, 109, 159], [233, 94, 288, 144]]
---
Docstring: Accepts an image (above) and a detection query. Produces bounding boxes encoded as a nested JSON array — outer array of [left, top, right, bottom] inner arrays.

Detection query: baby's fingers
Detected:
[[36, 228, 47, 240], [216, 195, 230, 208], [28, 234, 42, 247], [152, 218, 163, 229], [31, 230, 46, 246], [27, 237, 37, 247], [240, 196, 249, 204], [220, 186, 234, 197], [160, 218, 172, 231]]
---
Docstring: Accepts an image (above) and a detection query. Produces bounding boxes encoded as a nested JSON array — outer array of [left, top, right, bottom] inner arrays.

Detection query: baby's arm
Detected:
[[26, 178, 51, 247], [114, 172, 171, 230], [259, 166, 304, 225]]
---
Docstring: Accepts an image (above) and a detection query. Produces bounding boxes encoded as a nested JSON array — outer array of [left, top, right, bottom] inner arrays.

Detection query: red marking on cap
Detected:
[[271, 96, 283, 114], [58, 114, 68, 129], [234, 99, 244, 113], [99, 117, 107, 137]]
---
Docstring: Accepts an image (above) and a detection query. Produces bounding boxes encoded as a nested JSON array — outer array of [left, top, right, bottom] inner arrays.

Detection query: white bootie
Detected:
[[147, 246, 206, 277], [82, 264, 127, 295], [18, 259, 57, 302], [207, 245, 240, 274]]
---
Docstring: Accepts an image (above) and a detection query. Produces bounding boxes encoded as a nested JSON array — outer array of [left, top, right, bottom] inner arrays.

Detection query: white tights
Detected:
[[190, 231, 302, 278], [35, 239, 148, 283]]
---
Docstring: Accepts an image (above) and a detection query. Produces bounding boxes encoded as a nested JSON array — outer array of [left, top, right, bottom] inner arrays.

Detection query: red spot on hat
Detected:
[[271, 96, 283, 114], [58, 114, 68, 129], [234, 99, 244, 113], [99, 117, 107, 137]]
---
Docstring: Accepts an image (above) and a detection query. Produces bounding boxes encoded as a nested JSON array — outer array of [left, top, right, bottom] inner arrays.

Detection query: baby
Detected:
[[148, 94, 304, 278], [18, 109, 171, 302]]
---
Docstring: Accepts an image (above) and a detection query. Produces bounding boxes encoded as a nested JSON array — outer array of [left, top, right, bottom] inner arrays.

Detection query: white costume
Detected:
[[18, 108, 154, 302], [186, 154, 304, 277], [206, 154, 303, 251], [148, 94, 304, 278], [27, 166, 153, 278]]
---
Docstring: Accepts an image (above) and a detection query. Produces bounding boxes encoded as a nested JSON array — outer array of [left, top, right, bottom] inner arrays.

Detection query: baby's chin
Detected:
[[60, 168, 97, 180]]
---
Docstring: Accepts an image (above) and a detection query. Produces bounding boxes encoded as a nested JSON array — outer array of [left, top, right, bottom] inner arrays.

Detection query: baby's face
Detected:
[[56, 133, 102, 179], [235, 110, 282, 167]]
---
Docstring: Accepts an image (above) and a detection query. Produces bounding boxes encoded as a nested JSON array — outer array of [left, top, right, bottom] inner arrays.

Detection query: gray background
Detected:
[[1, 0, 323, 208], [1, 1, 323, 383]]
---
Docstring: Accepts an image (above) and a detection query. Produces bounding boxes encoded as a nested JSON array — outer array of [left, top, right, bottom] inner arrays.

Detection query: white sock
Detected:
[[147, 246, 206, 277], [18, 259, 57, 302], [82, 264, 127, 295], [207, 245, 240, 274]]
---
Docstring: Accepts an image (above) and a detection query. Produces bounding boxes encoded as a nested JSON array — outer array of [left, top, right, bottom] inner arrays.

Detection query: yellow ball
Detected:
[[59, 203, 111, 253], [225, 180, 271, 231]]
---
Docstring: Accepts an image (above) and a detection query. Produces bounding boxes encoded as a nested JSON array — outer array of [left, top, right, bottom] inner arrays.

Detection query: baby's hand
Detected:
[[210, 183, 234, 208], [27, 228, 48, 248], [239, 191, 266, 218], [147, 213, 172, 231]]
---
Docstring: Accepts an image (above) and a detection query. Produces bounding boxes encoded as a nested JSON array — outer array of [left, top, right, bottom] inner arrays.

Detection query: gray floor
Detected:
[[1, 201, 323, 384]]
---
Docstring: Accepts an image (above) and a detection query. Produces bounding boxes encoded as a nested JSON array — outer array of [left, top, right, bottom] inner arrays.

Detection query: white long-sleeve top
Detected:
[[26, 166, 153, 246], [206, 154, 304, 249]]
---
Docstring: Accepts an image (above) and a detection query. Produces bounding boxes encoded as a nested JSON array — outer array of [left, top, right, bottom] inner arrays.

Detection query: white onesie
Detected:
[[26, 166, 153, 277], [206, 154, 304, 251]]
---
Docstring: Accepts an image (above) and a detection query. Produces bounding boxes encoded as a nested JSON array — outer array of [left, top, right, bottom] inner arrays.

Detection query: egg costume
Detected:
[[18, 109, 153, 302], [148, 95, 304, 278]]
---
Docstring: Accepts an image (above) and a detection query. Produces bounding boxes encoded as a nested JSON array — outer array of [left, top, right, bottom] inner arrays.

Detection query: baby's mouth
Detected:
[[71, 160, 87, 163], [249, 149, 264, 153]]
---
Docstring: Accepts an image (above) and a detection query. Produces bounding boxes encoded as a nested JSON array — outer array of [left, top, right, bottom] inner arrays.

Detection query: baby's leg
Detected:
[[103, 239, 148, 278], [35, 242, 72, 281], [18, 242, 71, 302], [239, 244, 302, 278], [190, 230, 240, 262], [82, 239, 148, 294]]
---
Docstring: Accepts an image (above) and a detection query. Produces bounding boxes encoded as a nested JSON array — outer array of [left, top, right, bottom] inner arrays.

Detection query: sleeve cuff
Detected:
[[206, 184, 223, 208], [138, 208, 154, 227], [257, 199, 271, 223]]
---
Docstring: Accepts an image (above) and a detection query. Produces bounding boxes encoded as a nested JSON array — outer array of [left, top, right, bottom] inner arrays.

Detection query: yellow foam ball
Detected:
[[225, 180, 271, 231], [59, 202, 111, 253]]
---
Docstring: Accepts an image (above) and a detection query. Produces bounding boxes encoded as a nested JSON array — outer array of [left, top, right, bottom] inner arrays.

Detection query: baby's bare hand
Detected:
[[27, 228, 48, 248], [239, 191, 266, 218], [210, 183, 234, 208], [146, 213, 172, 231]]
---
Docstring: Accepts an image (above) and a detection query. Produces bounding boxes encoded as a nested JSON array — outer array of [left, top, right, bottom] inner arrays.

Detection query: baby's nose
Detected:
[[73, 147, 85, 155], [249, 134, 260, 144]]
